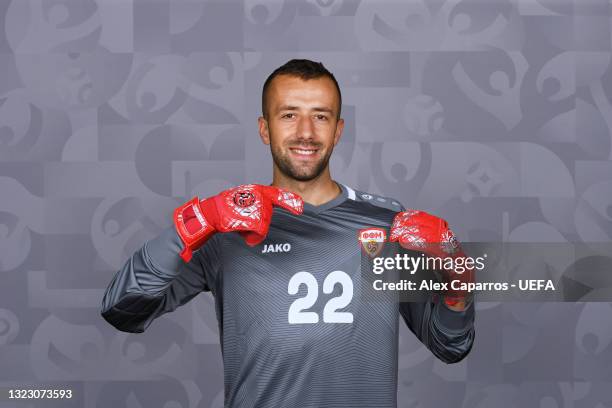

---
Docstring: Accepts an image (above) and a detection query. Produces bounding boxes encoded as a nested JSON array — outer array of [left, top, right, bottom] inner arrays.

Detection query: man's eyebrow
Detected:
[[276, 105, 334, 114], [277, 105, 299, 111]]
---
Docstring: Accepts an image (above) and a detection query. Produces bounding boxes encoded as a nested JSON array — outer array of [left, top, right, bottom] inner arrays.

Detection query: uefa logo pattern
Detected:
[[0, 0, 611, 407]]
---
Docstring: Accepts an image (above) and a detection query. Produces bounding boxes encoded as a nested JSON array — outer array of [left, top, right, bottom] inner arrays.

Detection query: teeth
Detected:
[[293, 149, 316, 155]]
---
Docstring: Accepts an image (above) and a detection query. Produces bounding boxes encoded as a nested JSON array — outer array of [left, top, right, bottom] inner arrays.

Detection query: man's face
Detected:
[[259, 75, 344, 182]]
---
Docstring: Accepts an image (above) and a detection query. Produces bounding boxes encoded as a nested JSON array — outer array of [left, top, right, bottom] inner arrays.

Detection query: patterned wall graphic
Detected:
[[1, 0, 612, 406]]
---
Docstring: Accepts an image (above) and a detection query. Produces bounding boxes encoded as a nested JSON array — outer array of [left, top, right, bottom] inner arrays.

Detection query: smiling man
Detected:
[[259, 62, 345, 205], [101, 59, 475, 408]]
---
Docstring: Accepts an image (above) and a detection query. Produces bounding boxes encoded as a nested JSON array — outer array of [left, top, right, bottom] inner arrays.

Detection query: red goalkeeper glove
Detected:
[[174, 184, 303, 262], [389, 210, 474, 310]]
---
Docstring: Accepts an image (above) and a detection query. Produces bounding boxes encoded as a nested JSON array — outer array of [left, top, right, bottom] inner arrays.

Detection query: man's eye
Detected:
[[315, 115, 328, 121], [282, 113, 295, 119]]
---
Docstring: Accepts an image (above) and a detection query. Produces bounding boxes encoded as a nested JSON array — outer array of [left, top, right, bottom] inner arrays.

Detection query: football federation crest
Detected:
[[358, 227, 387, 258]]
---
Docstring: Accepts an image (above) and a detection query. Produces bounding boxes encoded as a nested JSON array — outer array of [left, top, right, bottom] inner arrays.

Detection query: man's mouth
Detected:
[[289, 147, 319, 157]]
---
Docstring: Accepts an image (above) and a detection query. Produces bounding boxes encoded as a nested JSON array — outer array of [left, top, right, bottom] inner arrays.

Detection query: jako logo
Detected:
[[262, 243, 292, 254]]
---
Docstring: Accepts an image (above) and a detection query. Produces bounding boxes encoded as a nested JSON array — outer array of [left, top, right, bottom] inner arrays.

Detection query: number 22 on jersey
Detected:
[[287, 270, 354, 324]]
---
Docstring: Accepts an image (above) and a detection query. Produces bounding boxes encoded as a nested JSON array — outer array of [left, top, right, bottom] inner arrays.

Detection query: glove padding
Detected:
[[389, 210, 474, 309], [174, 184, 303, 262]]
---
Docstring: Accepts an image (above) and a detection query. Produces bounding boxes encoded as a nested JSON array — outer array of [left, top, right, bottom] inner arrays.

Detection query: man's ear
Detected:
[[258, 116, 270, 145], [333, 118, 345, 146]]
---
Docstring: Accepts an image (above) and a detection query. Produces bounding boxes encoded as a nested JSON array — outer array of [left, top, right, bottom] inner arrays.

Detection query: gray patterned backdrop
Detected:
[[1, 0, 611, 407]]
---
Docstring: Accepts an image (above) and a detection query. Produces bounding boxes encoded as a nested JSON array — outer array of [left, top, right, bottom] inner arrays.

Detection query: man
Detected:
[[101, 59, 475, 407]]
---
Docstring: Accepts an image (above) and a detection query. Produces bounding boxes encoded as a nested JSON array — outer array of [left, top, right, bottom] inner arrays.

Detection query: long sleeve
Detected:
[[100, 226, 221, 333], [394, 203, 475, 363], [400, 295, 475, 363]]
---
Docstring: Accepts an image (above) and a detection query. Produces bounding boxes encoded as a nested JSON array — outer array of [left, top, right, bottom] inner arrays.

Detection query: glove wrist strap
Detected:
[[173, 197, 216, 262]]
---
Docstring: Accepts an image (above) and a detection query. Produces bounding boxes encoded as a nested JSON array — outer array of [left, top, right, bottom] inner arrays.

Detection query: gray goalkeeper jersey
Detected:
[[101, 183, 475, 408]]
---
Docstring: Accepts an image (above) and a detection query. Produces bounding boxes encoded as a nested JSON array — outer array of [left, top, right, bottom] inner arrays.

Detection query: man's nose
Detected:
[[296, 115, 314, 139]]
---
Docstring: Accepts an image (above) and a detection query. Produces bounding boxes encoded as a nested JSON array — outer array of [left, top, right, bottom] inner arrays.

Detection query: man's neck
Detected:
[[271, 171, 341, 206]]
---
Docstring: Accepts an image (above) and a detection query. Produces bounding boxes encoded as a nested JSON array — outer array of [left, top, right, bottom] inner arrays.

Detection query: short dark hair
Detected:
[[261, 59, 342, 120]]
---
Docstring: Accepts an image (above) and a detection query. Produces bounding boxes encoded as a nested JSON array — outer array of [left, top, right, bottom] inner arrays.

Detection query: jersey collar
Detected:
[[302, 182, 350, 215]]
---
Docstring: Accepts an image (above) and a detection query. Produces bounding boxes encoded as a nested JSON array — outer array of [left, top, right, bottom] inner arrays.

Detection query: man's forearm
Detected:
[[100, 226, 208, 333]]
